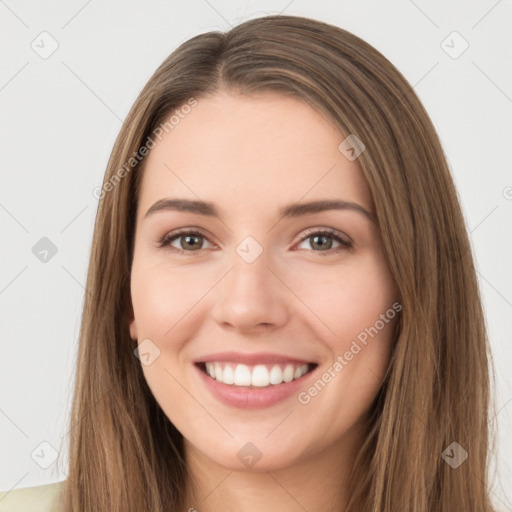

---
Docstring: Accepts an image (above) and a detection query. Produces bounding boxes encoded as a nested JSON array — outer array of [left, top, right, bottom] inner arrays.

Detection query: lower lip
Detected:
[[194, 364, 317, 409]]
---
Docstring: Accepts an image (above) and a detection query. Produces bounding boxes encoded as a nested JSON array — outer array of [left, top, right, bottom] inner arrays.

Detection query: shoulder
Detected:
[[0, 480, 66, 512]]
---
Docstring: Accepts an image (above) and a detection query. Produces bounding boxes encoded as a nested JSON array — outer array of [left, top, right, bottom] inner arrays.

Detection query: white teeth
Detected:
[[223, 365, 234, 384], [234, 364, 252, 386], [251, 365, 270, 387], [269, 365, 283, 385], [214, 362, 222, 381], [203, 362, 310, 387], [282, 364, 295, 383]]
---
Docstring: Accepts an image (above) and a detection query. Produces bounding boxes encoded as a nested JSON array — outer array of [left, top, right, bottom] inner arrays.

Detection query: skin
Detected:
[[129, 90, 399, 512]]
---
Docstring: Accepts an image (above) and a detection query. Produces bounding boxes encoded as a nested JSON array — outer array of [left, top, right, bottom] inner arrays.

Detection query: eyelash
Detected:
[[157, 227, 353, 256]]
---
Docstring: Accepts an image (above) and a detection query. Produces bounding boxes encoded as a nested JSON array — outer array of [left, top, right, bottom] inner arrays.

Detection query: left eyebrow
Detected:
[[279, 199, 374, 222], [144, 198, 374, 222]]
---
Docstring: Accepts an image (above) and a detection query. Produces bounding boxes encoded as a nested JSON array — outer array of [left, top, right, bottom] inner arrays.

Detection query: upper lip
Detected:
[[194, 351, 316, 366]]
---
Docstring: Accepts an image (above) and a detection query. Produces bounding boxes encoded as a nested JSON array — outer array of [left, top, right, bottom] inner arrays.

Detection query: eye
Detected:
[[295, 228, 352, 255], [157, 227, 352, 256], [158, 229, 214, 255]]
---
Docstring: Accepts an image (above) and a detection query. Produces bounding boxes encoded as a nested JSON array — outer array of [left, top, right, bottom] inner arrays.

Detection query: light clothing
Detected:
[[0, 480, 65, 512]]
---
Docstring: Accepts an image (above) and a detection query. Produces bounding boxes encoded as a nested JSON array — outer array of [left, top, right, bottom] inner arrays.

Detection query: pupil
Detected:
[[313, 235, 331, 250], [183, 235, 201, 249]]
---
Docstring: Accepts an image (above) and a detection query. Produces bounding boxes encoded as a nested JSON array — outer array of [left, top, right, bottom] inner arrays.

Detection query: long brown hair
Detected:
[[58, 14, 497, 511]]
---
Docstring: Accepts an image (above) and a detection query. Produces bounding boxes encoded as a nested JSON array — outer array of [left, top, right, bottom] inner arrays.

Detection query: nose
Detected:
[[210, 244, 290, 333]]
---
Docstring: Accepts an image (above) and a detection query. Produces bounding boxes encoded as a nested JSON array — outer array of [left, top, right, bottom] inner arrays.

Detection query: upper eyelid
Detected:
[[161, 227, 214, 244], [300, 226, 351, 242]]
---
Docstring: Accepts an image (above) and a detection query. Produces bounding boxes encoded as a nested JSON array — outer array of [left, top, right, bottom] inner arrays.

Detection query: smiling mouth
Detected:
[[196, 361, 318, 388]]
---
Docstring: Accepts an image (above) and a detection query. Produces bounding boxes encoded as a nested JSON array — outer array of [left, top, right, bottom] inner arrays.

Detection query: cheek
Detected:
[[130, 261, 207, 339], [292, 262, 397, 442], [130, 262, 203, 423], [295, 251, 397, 424], [293, 252, 398, 351]]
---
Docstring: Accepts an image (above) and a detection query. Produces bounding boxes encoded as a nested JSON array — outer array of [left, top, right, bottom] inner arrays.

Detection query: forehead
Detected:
[[137, 91, 372, 220]]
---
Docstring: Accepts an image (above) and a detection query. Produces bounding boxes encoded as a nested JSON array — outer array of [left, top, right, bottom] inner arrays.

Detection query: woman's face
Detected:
[[129, 90, 399, 471]]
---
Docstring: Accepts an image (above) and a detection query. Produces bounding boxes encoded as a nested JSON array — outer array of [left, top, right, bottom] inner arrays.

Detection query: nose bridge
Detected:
[[231, 238, 270, 291], [228, 236, 275, 300], [211, 235, 289, 329]]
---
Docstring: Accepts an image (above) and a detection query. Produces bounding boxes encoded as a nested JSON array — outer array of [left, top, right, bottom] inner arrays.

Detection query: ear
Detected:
[[129, 318, 138, 341], [128, 303, 138, 341]]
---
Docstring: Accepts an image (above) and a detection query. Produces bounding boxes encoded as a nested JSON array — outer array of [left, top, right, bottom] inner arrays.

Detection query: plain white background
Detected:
[[1, 0, 511, 508]]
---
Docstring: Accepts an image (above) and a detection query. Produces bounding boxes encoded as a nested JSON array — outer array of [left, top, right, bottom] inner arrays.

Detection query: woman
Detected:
[[2, 13, 497, 512]]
